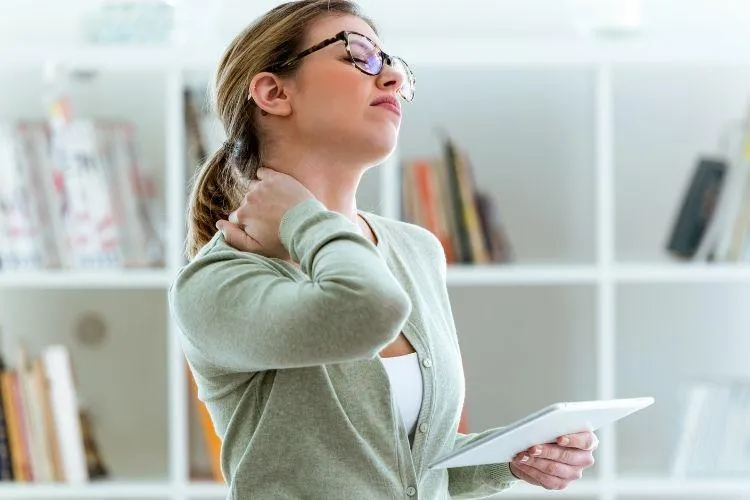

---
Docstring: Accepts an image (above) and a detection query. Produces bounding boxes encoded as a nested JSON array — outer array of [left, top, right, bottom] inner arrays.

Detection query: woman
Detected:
[[169, 1, 597, 498]]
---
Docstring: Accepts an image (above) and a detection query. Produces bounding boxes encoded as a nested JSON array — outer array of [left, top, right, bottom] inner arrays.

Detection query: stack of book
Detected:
[[0, 341, 108, 483], [401, 136, 513, 264], [0, 99, 164, 271], [667, 108, 750, 261], [672, 379, 750, 477]]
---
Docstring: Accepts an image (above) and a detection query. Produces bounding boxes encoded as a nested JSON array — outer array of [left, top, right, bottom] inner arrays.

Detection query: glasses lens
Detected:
[[391, 57, 415, 101], [347, 33, 382, 75]]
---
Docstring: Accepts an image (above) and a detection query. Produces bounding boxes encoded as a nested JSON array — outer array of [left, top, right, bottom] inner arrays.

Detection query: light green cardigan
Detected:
[[168, 198, 518, 499]]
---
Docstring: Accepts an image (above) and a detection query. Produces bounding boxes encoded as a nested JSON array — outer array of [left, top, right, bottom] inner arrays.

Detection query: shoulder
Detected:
[[370, 212, 441, 245], [186, 231, 278, 273], [366, 212, 447, 269], [170, 232, 281, 301]]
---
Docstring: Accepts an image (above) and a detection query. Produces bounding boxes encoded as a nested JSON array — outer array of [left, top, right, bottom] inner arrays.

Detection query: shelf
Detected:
[[0, 481, 172, 498], [2, 264, 750, 289], [183, 479, 600, 498], [3, 478, 749, 498], [184, 482, 225, 498], [447, 264, 598, 286], [617, 477, 750, 496], [5, 36, 750, 71], [0, 47, 185, 71], [496, 479, 600, 497], [0, 269, 172, 289], [615, 263, 750, 283]]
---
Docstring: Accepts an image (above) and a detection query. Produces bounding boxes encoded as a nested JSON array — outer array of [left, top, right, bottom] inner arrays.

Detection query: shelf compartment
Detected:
[[615, 283, 750, 478]]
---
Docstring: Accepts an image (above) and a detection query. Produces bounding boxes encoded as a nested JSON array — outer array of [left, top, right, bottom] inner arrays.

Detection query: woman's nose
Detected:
[[376, 61, 406, 94]]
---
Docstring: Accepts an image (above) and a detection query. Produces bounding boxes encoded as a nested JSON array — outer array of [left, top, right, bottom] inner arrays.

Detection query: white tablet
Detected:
[[428, 397, 654, 470]]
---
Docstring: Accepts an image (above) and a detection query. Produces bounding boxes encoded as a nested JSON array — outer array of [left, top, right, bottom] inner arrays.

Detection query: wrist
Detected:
[[508, 463, 521, 480]]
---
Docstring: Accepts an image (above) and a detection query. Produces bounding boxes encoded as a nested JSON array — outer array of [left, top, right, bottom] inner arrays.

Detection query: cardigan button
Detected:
[[406, 486, 417, 496], [422, 358, 432, 368], [419, 422, 429, 433]]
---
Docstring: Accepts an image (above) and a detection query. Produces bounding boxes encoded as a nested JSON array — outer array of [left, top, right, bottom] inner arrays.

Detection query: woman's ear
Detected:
[[249, 72, 292, 117]]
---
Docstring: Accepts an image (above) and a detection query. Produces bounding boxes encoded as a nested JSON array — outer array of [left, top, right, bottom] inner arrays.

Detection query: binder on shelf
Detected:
[[666, 156, 727, 258], [669, 106, 750, 262]]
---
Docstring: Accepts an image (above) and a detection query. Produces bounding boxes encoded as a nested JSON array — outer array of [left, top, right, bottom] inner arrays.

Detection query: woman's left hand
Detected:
[[508, 431, 598, 490]]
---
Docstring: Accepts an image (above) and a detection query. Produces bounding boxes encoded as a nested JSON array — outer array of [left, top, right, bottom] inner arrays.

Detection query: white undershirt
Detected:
[[379, 352, 423, 441]]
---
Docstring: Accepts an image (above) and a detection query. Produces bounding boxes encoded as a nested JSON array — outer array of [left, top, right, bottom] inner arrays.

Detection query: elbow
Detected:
[[353, 282, 413, 359]]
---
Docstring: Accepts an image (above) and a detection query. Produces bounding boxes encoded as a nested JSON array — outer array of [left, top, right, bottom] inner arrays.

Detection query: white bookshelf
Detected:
[[1, 31, 750, 500]]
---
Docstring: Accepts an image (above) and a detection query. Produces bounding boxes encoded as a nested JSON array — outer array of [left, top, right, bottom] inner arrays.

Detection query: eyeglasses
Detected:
[[277, 30, 415, 102]]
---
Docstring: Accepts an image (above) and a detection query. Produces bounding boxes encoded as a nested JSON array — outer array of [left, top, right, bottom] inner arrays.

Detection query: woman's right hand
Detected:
[[216, 167, 315, 259]]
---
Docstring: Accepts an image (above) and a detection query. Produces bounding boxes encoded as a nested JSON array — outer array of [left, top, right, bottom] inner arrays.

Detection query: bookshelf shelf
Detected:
[[2, 264, 750, 290], [181, 479, 603, 498], [183, 481, 225, 498], [5, 37, 750, 71], [3, 477, 747, 498], [0, 47, 185, 71], [447, 264, 598, 286], [0, 481, 172, 498], [614, 263, 750, 283], [0, 269, 172, 289], [616, 477, 750, 496]]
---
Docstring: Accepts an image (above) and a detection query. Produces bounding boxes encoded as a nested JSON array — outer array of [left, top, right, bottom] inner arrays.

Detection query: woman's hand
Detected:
[[508, 431, 598, 490], [216, 167, 315, 259]]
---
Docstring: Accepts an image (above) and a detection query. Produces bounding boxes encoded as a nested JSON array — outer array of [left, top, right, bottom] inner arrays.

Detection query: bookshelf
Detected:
[[2, 30, 750, 500]]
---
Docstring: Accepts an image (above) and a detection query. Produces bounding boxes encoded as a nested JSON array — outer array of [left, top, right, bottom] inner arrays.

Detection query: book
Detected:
[[672, 379, 750, 477], [666, 157, 727, 259], [0, 118, 165, 270], [400, 135, 513, 264], [40, 345, 88, 484]]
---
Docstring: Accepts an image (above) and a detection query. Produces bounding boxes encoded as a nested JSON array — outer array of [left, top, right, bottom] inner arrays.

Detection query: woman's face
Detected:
[[285, 14, 407, 167]]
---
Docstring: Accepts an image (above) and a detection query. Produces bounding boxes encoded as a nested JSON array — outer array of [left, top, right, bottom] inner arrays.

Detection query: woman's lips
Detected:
[[374, 101, 401, 116]]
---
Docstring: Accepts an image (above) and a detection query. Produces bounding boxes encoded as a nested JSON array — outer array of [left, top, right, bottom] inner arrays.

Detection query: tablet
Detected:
[[428, 397, 654, 470]]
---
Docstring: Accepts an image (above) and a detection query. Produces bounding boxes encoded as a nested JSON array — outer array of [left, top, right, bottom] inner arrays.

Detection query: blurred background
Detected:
[[1, 1, 750, 499]]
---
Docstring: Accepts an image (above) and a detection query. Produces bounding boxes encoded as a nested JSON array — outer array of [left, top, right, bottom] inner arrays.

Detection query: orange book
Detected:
[[32, 358, 64, 482], [413, 160, 457, 263], [1, 372, 27, 482], [187, 366, 223, 482]]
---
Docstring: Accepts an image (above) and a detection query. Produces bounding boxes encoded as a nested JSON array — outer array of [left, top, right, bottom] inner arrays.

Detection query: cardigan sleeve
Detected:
[[169, 198, 412, 373], [447, 430, 519, 498]]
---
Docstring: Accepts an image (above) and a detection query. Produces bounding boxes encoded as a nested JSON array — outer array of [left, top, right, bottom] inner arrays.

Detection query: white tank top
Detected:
[[379, 352, 423, 440]]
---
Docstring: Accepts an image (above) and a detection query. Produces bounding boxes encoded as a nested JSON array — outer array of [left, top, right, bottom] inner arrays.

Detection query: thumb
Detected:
[[216, 220, 262, 253]]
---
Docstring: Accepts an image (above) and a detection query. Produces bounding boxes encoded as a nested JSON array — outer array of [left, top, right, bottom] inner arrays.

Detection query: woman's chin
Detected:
[[367, 128, 399, 157], [334, 128, 399, 165]]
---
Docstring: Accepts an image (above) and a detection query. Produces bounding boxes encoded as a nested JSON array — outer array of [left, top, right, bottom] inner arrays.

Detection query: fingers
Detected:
[[509, 461, 574, 490], [513, 450, 584, 479], [216, 220, 262, 252], [508, 463, 539, 486], [558, 431, 599, 451], [519, 444, 596, 467]]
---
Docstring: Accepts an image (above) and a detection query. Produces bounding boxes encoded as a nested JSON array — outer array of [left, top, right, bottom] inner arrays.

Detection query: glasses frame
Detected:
[[275, 30, 415, 101]]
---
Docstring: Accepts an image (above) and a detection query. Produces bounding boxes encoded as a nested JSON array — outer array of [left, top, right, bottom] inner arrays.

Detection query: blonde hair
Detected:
[[185, 0, 376, 259]]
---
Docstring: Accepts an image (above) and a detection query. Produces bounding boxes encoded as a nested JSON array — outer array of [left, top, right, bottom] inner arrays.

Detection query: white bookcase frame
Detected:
[[1, 40, 750, 499]]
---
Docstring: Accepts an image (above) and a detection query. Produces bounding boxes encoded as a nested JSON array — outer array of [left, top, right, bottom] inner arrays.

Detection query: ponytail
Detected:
[[185, 110, 264, 260], [186, 146, 231, 260]]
